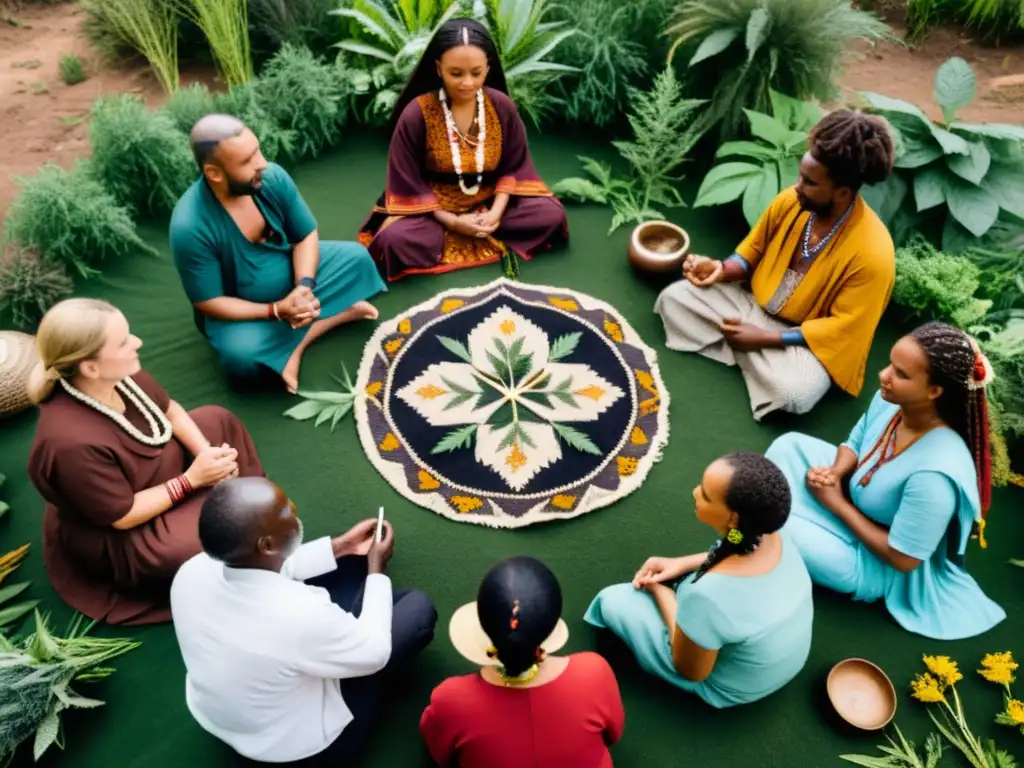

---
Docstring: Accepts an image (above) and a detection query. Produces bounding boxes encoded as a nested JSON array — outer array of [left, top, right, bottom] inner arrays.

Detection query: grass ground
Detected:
[[1, 131, 1022, 767]]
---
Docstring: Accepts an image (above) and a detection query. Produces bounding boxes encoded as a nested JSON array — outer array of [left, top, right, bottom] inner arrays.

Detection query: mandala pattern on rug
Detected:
[[355, 278, 669, 527]]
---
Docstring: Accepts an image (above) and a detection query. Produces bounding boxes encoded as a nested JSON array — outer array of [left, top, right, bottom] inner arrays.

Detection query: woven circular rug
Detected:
[[354, 278, 670, 527]]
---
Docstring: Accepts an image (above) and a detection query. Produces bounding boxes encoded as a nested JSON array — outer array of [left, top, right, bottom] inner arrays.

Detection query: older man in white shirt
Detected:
[[169, 477, 437, 766]]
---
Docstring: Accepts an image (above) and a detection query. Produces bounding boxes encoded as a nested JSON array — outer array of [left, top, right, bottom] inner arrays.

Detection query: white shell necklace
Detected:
[[60, 376, 173, 447], [439, 87, 486, 196]]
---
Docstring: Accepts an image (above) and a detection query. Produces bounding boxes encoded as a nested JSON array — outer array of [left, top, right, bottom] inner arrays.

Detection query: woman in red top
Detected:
[[420, 556, 625, 767]]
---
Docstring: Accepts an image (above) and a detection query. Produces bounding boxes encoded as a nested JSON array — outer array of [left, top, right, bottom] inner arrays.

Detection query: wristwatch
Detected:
[[296, 276, 316, 290]]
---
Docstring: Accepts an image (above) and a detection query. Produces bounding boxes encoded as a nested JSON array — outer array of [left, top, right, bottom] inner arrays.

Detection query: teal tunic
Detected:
[[169, 163, 386, 378], [584, 534, 813, 708], [766, 390, 1006, 640]]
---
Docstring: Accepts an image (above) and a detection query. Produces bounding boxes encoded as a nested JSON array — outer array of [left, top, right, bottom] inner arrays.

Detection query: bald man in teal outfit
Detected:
[[170, 115, 386, 392]]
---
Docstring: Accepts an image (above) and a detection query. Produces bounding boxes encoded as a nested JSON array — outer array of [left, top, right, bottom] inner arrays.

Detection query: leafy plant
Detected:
[[250, 44, 353, 159], [692, 89, 823, 226], [907, 0, 1024, 42], [173, 0, 253, 87], [0, 245, 74, 330], [214, 82, 298, 162], [664, 0, 892, 140], [840, 725, 944, 767], [470, 0, 576, 126], [161, 81, 219, 135], [0, 611, 141, 763], [894, 238, 993, 328], [547, 0, 652, 127], [78, 0, 180, 93], [860, 57, 1024, 253], [4, 162, 155, 279], [283, 364, 358, 430], [87, 94, 196, 216], [0, 542, 38, 634], [58, 54, 86, 85], [552, 67, 705, 233], [972, 313, 1024, 445], [248, 0, 339, 58], [332, 0, 464, 124]]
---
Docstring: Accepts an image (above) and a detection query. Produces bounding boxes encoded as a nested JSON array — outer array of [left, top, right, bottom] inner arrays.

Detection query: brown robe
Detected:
[[27, 370, 264, 625]]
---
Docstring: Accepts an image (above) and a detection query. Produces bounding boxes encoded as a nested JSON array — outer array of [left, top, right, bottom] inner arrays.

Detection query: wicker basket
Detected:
[[0, 331, 39, 417]]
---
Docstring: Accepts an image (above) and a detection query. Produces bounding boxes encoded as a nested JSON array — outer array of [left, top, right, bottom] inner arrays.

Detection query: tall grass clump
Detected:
[[665, 0, 892, 140], [58, 54, 87, 85], [251, 44, 352, 159], [88, 94, 195, 217], [161, 82, 219, 134], [0, 245, 74, 330], [78, 0, 180, 93], [248, 0, 339, 60], [174, 0, 253, 87], [4, 163, 154, 279], [908, 0, 1024, 41]]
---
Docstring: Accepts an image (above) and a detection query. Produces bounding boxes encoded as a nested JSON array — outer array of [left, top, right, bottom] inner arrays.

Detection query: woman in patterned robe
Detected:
[[358, 18, 568, 282]]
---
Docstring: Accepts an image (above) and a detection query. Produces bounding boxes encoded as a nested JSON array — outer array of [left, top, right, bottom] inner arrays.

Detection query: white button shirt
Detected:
[[169, 537, 393, 763]]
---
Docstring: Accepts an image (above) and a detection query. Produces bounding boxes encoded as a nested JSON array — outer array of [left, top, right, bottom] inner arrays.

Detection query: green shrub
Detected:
[[548, 0, 651, 127], [58, 53, 87, 85], [79, 0, 180, 93], [893, 238, 992, 328], [860, 57, 1024, 254], [908, 0, 1024, 42], [664, 0, 892, 140], [214, 82, 297, 162], [0, 245, 74, 330], [4, 162, 154, 279], [88, 93, 195, 216], [162, 81, 218, 134], [692, 90, 824, 226], [973, 314, 1024, 450], [249, 0, 339, 60], [553, 68, 705, 233], [252, 44, 351, 159]]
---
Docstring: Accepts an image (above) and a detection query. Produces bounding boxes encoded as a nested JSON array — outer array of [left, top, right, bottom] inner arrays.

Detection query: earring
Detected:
[[726, 528, 743, 545], [535, 647, 546, 663], [486, 646, 498, 658]]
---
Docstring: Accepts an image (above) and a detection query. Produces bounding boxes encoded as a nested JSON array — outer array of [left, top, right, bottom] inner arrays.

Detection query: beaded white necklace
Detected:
[[439, 87, 486, 196], [60, 376, 173, 447]]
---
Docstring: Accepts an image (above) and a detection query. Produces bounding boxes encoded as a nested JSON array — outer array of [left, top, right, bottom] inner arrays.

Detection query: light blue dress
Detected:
[[584, 534, 813, 708], [766, 389, 1005, 640], [170, 163, 386, 378]]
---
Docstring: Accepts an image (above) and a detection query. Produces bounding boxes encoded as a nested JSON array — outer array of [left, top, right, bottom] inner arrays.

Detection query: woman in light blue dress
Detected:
[[766, 321, 1005, 640], [585, 452, 813, 708]]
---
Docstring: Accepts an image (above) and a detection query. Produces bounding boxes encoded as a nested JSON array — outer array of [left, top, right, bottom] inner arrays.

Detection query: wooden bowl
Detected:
[[827, 658, 897, 731], [628, 221, 690, 274], [0, 331, 39, 417]]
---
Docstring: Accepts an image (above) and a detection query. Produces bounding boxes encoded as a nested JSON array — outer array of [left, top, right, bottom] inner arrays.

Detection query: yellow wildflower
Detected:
[[1006, 700, 1024, 725], [979, 664, 1016, 686], [923, 655, 963, 687], [981, 652, 1017, 671], [911, 673, 946, 703]]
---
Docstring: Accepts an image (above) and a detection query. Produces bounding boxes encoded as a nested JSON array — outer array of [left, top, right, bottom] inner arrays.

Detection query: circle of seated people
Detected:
[[21, 15, 1005, 768]]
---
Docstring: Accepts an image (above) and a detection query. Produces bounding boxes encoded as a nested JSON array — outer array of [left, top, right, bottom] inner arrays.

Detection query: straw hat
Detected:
[[448, 556, 569, 667]]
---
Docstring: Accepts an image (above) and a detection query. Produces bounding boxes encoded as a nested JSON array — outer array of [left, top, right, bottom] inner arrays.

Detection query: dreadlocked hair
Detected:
[[910, 322, 992, 516], [809, 109, 895, 191], [691, 452, 792, 583], [388, 18, 509, 136]]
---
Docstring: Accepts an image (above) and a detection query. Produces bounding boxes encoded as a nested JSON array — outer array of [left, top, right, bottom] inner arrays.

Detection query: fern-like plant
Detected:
[[162, 82, 219, 135], [664, 0, 892, 140], [4, 162, 154, 279], [87, 94, 196, 216], [0, 245, 74, 330], [552, 68, 705, 233], [214, 82, 298, 162]]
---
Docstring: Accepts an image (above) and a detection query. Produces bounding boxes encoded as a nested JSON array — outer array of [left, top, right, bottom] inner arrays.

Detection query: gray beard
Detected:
[[282, 519, 304, 560]]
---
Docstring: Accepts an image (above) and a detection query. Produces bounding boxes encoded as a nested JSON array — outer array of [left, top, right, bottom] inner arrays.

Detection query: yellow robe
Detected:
[[735, 187, 895, 397]]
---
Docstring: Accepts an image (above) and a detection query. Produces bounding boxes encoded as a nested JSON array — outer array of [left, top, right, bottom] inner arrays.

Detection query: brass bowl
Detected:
[[628, 221, 690, 274], [827, 658, 897, 731]]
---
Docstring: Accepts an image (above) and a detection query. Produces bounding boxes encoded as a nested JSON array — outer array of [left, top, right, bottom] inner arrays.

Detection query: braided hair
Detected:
[[691, 452, 792, 583], [910, 321, 992, 516], [388, 18, 509, 135], [809, 109, 895, 191]]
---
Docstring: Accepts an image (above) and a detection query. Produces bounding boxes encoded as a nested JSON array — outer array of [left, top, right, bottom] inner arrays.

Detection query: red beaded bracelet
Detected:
[[164, 474, 194, 505]]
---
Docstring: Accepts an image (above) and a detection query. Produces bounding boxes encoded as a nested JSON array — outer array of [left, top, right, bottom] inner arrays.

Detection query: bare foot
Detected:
[[342, 300, 379, 322], [282, 361, 300, 394]]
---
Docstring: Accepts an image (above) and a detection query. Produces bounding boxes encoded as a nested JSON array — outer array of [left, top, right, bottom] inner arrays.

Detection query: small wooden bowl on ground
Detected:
[[0, 331, 39, 417], [628, 221, 691, 274], [827, 658, 897, 731]]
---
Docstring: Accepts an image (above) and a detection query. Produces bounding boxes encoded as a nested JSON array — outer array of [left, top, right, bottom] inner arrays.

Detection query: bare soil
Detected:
[[0, 3, 1023, 222]]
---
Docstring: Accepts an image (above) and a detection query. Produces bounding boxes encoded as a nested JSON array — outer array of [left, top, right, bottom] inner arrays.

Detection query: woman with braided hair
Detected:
[[584, 453, 813, 708], [767, 322, 1006, 640]]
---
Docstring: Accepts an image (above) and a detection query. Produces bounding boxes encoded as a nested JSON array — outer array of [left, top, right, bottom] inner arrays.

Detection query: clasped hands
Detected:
[[805, 465, 846, 511], [276, 285, 321, 329], [185, 443, 239, 489], [451, 209, 501, 239]]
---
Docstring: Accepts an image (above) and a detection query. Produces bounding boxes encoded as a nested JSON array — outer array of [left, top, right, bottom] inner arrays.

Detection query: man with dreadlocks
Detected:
[[584, 452, 814, 708], [767, 322, 1006, 640], [655, 109, 897, 421]]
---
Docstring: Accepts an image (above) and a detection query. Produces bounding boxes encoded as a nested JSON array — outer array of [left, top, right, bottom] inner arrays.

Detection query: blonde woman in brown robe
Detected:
[[26, 298, 265, 625]]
